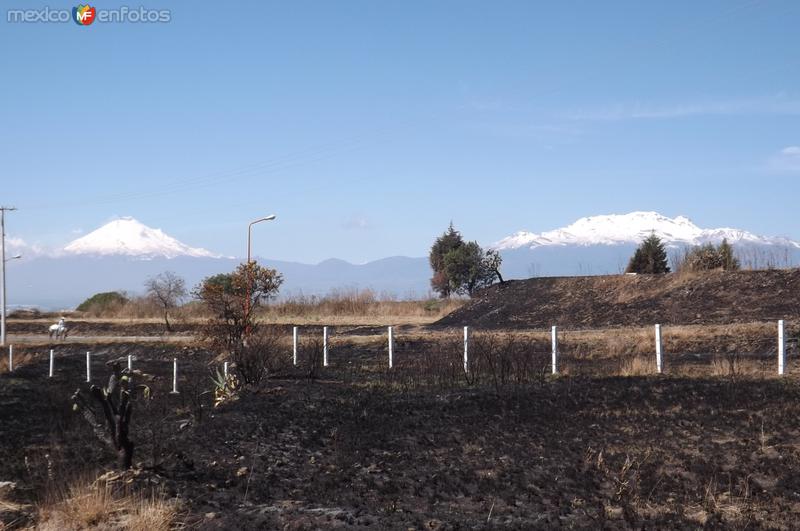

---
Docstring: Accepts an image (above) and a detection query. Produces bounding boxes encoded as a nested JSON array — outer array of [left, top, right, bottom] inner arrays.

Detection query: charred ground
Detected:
[[1, 330, 800, 528], [436, 269, 800, 329]]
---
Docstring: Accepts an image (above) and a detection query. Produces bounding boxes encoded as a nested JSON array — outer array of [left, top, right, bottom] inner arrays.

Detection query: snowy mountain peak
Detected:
[[494, 211, 800, 250], [63, 217, 219, 259]]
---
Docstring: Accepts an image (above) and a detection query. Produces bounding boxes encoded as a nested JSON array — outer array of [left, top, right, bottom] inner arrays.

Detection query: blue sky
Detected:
[[1, 0, 799, 263]]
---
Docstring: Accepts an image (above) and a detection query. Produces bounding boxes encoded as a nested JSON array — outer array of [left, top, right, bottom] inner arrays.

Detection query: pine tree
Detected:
[[718, 238, 740, 271], [626, 234, 670, 274]]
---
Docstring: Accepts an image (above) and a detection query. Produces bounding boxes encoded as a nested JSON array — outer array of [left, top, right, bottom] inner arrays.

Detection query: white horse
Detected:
[[48, 318, 69, 340]]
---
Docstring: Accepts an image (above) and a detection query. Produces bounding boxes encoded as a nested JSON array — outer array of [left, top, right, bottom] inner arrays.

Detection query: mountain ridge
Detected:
[[494, 211, 800, 250]]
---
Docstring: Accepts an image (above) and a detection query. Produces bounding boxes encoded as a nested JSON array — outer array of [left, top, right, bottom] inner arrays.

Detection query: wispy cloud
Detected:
[[342, 216, 372, 230], [768, 146, 800, 172], [565, 96, 800, 121], [6, 236, 47, 258]]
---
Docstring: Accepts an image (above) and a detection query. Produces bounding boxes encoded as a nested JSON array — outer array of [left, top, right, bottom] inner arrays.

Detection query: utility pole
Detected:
[[1, 207, 18, 347]]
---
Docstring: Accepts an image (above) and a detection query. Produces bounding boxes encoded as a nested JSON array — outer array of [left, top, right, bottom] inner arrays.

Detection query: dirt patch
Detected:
[[436, 269, 800, 329]]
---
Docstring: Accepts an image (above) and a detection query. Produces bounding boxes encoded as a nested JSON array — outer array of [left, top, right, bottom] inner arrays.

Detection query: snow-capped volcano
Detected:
[[63, 217, 219, 259], [495, 211, 800, 250]]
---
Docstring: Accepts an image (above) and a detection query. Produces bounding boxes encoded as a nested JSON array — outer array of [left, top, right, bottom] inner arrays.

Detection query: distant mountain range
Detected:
[[494, 211, 800, 250], [6, 212, 799, 309]]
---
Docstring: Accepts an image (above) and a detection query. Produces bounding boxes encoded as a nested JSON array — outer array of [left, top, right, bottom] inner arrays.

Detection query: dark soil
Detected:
[[3, 341, 800, 529], [436, 269, 800, 329]]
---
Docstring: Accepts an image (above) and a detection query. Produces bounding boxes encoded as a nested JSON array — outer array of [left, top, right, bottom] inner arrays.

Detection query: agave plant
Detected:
[[211, 368, 239, 407]]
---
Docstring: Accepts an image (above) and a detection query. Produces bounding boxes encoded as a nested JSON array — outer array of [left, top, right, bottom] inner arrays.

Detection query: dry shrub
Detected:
[[396, 332, 549, 392], [420, 335, 465, 389], [37, 477, 177, 531], [711, 352, 765, 379], [233, 326, 289, 385], [469, 332, 550, 390], [299, 337, 325, 379]]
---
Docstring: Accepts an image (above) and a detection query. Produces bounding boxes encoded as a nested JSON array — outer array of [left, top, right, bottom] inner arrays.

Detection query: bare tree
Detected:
[[145, 271, 187, 332]]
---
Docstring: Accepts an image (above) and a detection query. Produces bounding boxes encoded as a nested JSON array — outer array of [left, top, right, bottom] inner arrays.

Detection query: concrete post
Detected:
[[388, 326, 394, 368], [778, 319, 786, 376], [171, 358, 179, 394], [7, 345, 12, 372], [293, 326, 298, 366], [223, 361, 228, 379], [49, 349, 54, 378], [655, 324, 663, 374], [463, 326, 469, 373], [86, 351, 91, 383], [551, 326, 558, 375], [127, 354, 132, 372], [323, 326, 329, 367]]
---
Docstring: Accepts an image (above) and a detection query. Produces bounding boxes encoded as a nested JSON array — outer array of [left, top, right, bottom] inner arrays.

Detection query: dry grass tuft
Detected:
[[619, 355, 655, 376], [37, 476, 178, 531], [0, 350, 38, 373]]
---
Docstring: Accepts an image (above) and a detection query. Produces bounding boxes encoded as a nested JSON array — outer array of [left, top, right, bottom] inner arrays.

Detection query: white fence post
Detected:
[[223, 361, 228, 379], [388, 326, 394, 369], [127, 354, 132, 372], [655, 324, 663, 374], [171, 358, 179, 394], [551, 326, 558, 375], [463, 326, 469, 373], [8, 345, 12, 372], [86, 351, 91, 383], [778, 319, 786, 376], [323, 326, 329, 366], [49, 349, 54, 378], [293, 326, 298, 366]]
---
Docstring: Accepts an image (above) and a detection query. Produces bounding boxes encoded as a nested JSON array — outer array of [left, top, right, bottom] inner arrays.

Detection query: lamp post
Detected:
[[244, 215, 276, 337], [1, 206, 19, 347]]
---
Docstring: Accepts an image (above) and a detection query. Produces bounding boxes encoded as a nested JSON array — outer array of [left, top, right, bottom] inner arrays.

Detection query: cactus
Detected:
[[72, 361, 150, 469]]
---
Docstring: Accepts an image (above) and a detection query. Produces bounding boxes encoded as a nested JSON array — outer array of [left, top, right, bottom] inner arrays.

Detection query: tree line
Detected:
[[624, 233, 740, 274]]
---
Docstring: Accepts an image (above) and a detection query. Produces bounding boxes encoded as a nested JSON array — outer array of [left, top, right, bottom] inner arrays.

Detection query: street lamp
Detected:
[[244, 215, 276, 337], [247, 215, 276, 265]]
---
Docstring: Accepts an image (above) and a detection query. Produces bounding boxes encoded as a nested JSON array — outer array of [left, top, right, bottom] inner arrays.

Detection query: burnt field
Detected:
[[437, 269, 800, 329], [2, 329, 800, 529]]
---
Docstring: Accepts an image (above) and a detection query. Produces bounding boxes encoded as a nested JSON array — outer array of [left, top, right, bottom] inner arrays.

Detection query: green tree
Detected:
[[718, 238, 740, 271], [194, 262, 283, 353], [626, 234, 670, 274], [443, 241, 503, 296], [429, 222, 465, 298]]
